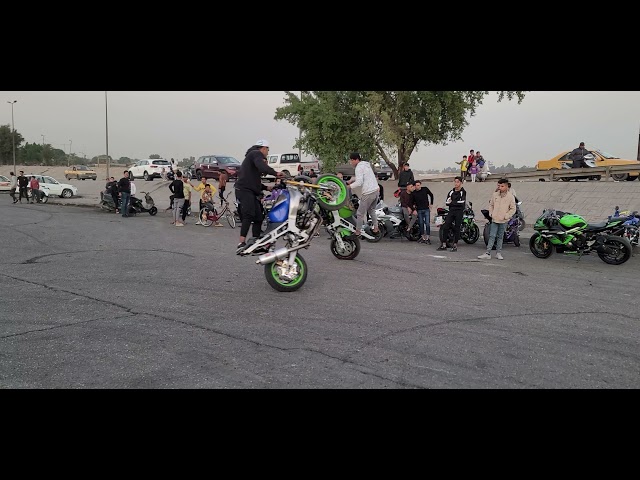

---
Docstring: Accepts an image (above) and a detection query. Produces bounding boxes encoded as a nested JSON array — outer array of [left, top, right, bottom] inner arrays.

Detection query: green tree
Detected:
[[274, 91, 527, 178], [149, 154, 161, 159], [0, 124, 25, 165]]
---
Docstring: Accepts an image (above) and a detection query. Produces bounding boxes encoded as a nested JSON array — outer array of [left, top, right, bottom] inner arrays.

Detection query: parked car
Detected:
[[23, 174, 78, 198], [128, 159, 173, 181], [0, 175, 11, 192], [536, 149, 640, 181], [65, 165, 97, 181], [373, 160, 393, 181], [194, 155, 241, 181]]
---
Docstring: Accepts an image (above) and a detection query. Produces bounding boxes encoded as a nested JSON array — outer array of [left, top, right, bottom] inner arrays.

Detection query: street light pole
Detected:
[[41, 134, 45, 165], [7, 100, 17, 173], [69, 139, 72, 167], [105, 91, 110, 179]]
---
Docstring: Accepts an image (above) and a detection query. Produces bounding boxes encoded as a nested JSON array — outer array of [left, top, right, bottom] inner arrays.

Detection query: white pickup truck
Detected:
[[263, 153, 320, 179]]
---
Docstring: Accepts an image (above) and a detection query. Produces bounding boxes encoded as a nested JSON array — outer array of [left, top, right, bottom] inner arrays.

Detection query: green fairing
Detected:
[[559, 214, 587, 229], [339, 228, 352, 237], [339, 206, 354, 218], [550, 234, 574, 245]]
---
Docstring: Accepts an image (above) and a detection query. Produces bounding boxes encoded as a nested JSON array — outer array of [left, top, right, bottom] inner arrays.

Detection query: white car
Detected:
[[128, 158, 173, 181], [0, 175, 11, 192], [24, 174, 78, 199]]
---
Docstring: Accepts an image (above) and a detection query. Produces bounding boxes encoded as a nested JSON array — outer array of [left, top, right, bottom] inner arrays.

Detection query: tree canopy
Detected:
[[274, 91, 527, 177]]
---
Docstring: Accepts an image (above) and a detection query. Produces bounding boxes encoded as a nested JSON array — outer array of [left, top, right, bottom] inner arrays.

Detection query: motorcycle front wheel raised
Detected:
[[314, 174, 349, 211], [330, 235, 361, 260], [264, 254, 308, 292]]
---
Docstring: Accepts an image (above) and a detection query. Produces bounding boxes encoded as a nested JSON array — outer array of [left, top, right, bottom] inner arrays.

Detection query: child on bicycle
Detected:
[[196, 184, 223, 226]]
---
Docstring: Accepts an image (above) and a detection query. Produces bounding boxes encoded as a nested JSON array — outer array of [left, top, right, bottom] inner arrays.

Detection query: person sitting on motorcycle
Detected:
[[399, 182, 417, 234]]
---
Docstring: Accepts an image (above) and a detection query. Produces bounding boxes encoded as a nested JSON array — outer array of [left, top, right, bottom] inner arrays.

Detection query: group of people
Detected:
[[7, 171, 44, 204], [105, 172, 137, 217], [456, 149, 488, 182]]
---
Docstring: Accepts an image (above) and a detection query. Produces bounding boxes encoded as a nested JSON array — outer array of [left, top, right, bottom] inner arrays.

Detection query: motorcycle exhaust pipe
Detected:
[[256, 243, 309, 265]]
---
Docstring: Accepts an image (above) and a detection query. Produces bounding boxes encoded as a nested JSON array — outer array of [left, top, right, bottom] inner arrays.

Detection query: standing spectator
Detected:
[[129, 177, 137, 200], [181, 175, 191, 224], [346, 152, 380, 236], [297, 163, 304, 176], [412, 180, 435, 244], [218, 170, 228, 206], [399, 182, 417, 235], [478, 178, 516, 260], [437, 176, 467, 252], [397, 163, 415, 189], [17, 171, 29, 203], [455, 156, 468, 181], [9, 171, 17, 204], [569, 142, 590, 181], [117, 170, 131, 217], [29, 176, 41, 203], [308, 168, 318, 180], [469, 160, 478, 182], [169, 170, 185, 227]]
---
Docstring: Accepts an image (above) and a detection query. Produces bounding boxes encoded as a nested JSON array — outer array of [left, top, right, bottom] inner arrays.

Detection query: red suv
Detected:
[[194, 155, 241, 181]]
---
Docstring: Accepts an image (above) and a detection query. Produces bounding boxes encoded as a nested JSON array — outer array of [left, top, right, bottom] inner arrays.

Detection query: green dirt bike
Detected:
[[435, 202, 480, 246], [529, 209, 632, 265]]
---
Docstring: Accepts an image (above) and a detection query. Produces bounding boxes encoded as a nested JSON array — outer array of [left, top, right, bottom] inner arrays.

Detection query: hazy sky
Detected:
[[2, 91, 639, 170]]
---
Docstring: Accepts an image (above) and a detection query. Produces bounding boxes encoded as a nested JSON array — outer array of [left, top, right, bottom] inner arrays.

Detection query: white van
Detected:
[[264, 153, 319, 178]]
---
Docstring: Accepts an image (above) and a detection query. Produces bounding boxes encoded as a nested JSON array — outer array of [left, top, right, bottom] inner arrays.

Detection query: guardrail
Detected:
[[419, 164, 640, 183]]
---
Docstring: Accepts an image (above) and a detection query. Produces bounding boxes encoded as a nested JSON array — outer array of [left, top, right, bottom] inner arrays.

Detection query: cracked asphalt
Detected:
[[1, 198, 639, 388]]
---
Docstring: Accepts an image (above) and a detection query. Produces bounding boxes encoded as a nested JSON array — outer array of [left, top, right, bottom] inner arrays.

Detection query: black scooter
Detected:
[[129, 192, 158, 216]]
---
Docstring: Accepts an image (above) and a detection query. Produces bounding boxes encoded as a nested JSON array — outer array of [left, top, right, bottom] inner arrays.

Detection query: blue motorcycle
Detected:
[[481, 209, 521, 248]]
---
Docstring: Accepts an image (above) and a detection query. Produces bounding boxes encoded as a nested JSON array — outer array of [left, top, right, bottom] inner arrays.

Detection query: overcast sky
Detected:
[[3, 91, 639, 170]]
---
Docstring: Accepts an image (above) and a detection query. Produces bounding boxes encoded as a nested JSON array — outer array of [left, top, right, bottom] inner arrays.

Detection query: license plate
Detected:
[[435, 216, 444, 226]]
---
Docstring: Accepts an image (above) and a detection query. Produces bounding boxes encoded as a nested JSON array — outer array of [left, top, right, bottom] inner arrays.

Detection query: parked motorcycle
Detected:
[[436, 203, 480, 246], [366, 202, 421, 242], [607, 207, 639, 247], [237, 174, 349, 292], [481, 209, 520, 248], [129, 192, 158, 216], [515, 201, 526, 231], [529, 209, 632, 265]]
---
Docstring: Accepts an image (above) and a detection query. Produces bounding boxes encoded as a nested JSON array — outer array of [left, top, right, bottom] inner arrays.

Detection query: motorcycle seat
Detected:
[[586, 222, 609, 231]]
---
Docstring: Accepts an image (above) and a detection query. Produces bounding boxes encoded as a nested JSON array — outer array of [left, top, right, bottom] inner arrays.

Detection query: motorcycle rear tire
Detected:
[[365, 225, 384, 243], [597, 236, 632, 265], [331, 236, 361, 260], [149, 206, 158, 216], [264, 253, 308, 292]]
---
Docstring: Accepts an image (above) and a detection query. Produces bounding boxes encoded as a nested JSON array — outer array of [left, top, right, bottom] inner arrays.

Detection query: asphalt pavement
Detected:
[[1, 198, 639, 388]]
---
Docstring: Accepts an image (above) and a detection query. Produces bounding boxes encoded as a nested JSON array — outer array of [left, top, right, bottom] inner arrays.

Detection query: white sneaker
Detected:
[[195, 220, 202, 225], [477, 253, 491, 260], [496, 252, 504, 260]]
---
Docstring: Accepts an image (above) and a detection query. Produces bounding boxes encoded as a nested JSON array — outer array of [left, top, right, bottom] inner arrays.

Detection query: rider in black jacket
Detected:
[[235, 140, 283, 252], [437, 176, 467, 252], [398, 163, 415, 189]]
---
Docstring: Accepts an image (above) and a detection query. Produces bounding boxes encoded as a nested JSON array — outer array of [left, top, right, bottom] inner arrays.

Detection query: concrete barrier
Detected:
[[378, 179, 640, 223]]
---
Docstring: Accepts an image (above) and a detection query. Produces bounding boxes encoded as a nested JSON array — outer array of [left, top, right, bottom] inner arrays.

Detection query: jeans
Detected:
[[120, 192, 130, 217], [486, 222, 507, 253], [417, 209, 430, 236], [173, 198, 185, 224]]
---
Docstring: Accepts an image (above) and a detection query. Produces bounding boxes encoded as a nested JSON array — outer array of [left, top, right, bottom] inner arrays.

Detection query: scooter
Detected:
[[129, 191, 158, 216]]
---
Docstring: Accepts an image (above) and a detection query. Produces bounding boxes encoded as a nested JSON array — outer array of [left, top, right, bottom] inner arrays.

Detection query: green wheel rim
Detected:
[[316, 175, 347, 207], [270, 257, 305, 286]]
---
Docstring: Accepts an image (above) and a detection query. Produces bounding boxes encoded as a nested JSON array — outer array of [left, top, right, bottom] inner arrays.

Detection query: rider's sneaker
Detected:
[[496, 252, 504, 260], [236, 242, 247, 254], [425, 238, 431, 245], [437, 245, 447, 251], [450, 246, 458, 252], [477, 252, 491, 260]]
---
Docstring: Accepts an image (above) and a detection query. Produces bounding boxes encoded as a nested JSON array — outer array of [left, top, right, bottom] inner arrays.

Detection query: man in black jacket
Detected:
[[397, 163, 415, 189], [235, 139, 283, 252], [117, 171, 131, 218], [17, 171, 29, 203], [569, 142, 590, 181], [437, 176, 467, 252], [412, 180, 434, 244]]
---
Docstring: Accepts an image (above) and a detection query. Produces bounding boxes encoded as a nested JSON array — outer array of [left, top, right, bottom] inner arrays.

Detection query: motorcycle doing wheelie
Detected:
[[236, 174, 349, 292], [436, 202, 480, 246], [529, 209, 632, 265]]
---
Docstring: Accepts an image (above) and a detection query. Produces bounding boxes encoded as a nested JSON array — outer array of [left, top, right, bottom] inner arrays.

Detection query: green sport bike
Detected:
[[529, 209, 632, 265]]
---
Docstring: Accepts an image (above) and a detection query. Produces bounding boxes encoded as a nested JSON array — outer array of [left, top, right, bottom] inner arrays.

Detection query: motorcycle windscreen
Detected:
[[268, 190, 290, 224]]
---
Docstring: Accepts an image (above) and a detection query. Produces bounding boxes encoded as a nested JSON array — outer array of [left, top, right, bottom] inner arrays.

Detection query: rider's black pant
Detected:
[[442, 208, 464, 244], [236, 188, 263, 239]]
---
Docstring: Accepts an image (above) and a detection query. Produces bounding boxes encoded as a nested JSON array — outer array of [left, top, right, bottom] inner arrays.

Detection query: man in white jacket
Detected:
[[478, 178, 516, 260], [346, 152, 380, 236]]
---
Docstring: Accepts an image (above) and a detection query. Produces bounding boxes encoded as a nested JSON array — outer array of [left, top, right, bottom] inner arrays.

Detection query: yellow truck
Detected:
[[65, 165, 98, 181]]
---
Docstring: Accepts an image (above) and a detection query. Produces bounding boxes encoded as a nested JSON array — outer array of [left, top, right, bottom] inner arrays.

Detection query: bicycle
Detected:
[[199, 191, 236, 228]]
